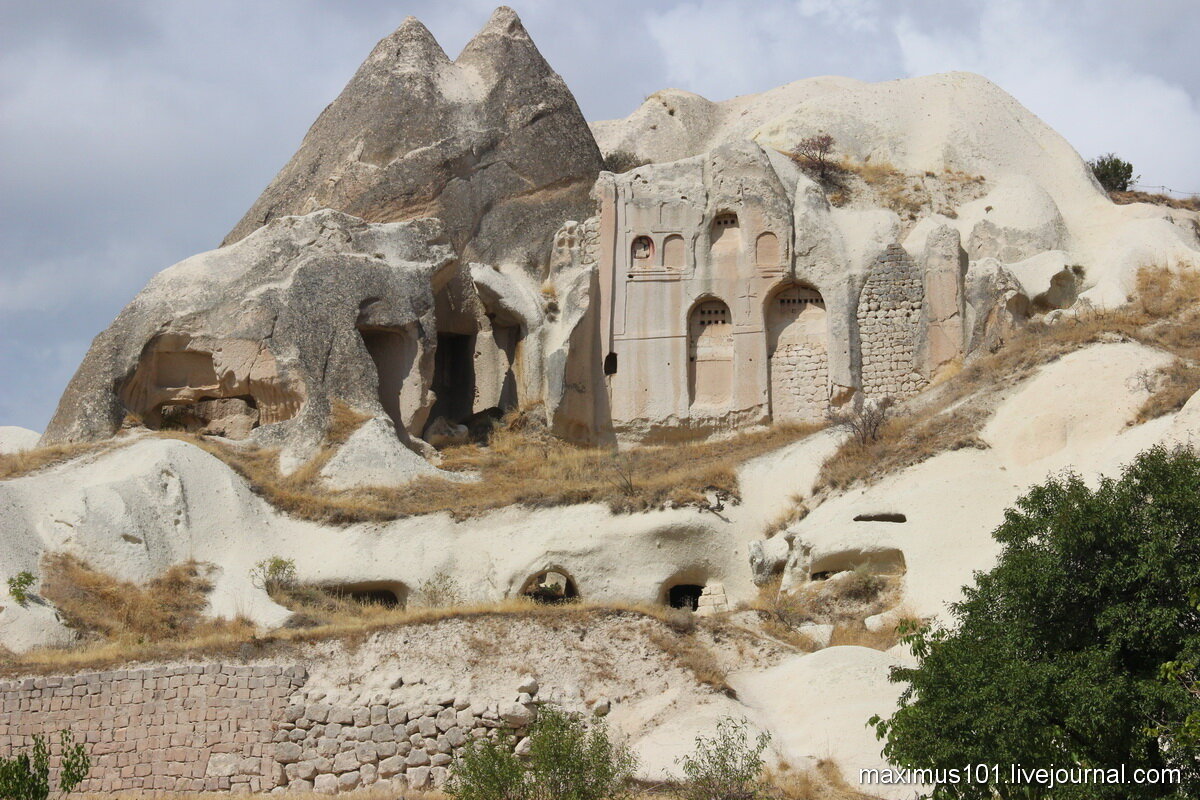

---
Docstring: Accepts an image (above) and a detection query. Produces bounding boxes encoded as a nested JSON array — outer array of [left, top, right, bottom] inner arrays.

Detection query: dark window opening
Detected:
[[604, 352, 618, 376], [668, 584, 704, 611]]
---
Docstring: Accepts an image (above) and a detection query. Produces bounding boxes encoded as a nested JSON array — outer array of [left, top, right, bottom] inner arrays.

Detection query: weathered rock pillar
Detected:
[[921, 225, 967, 382]]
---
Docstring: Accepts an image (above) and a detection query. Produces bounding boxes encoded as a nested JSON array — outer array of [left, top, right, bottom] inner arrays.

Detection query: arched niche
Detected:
[[756, 232, 780, 267], [765, 283, 829, 421], [688, 298, 733, 408], [662, 234, 686, 269], [710, 212, 741, 274], [520, 569, 579, 604]]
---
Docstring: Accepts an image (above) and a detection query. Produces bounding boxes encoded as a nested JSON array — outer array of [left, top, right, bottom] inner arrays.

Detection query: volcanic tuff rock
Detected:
[[41, 210, 455, 467], [223, 7, 603, 272]]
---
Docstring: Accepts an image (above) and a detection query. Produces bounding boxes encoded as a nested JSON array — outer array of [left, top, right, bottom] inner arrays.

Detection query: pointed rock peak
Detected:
[[478, 6, 528, 39], [456, 6, 540, 68], [367, 15, 449, 70]]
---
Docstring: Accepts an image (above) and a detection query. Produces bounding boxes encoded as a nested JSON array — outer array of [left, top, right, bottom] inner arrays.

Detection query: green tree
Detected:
[[0, 730, 90, 800], [1089, 153, 1139, 192], [872, 445, 1200, 799]]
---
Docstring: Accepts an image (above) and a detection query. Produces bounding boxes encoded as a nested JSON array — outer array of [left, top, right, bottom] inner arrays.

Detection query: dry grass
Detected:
[[1110, 189, 1200, 212], [38, 553, 246, 645], [770, 759, 883, 800], [165, 413, 822, 524], [647, 626, 732, 694], [815, 265, 1200, 494], [832, 158, 986, 219], [0, 440, 117, 481], [745, 569, 905, 653], [1133, 358, 1200, 424], [0, 583, 744, 678], [763, 492, 810, 537]]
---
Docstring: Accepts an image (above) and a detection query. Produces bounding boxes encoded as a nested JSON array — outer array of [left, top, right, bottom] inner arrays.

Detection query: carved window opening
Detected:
[[631, 236, 654, 263]]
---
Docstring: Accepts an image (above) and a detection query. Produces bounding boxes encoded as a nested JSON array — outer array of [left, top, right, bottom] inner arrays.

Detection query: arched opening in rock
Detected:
[[853, 512, 907, 523], [688, 298, 733, 408], [765, 283, 828, 422], [667, 584, 705, 611], [358, 326, 419, 435], [520, 570, 579, 605]]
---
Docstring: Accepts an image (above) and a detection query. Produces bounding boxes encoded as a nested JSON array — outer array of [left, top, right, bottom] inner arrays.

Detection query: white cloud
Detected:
[[893, 2, 1200, 192]]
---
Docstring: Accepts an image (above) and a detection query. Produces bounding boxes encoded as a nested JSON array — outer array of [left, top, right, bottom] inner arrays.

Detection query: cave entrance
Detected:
[[359, 327, 418, 433], [521, 570, 579, 605], [430, 333, 477, 424], [667, 584, 705, 611]]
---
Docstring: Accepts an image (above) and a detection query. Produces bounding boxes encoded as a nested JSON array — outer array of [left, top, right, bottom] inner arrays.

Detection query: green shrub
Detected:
[[675, 717, 771, 800], [447, 735, 527, 800], [448, 705, 637, 800], [6, 572, 35, 606], [0, 730, 90, 800], [525, 706, 636, 800], [872, 445, 1200, 799], [1089, 152, 1139, 192], [250, 557, 297, 593]]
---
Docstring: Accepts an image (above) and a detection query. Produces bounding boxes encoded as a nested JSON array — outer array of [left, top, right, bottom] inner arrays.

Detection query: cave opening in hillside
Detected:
[[359, 327, 417, 433], [667, 584, 704, 611], [521, 570, 578, 605], [430, 333, 477, 424], [323, 581, 408, 608]]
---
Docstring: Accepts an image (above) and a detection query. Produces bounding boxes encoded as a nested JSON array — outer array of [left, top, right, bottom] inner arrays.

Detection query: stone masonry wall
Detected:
[[857, 244, 928, 399], [0, 665, 546, 795], [0, 665, 305, 794]]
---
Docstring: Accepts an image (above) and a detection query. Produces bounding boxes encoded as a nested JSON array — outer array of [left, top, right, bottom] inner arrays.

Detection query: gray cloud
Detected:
[[1, 0, 1196, 430]]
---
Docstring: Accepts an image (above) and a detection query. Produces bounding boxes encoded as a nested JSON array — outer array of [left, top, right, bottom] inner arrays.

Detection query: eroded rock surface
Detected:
[[223, 7, 602, 273]]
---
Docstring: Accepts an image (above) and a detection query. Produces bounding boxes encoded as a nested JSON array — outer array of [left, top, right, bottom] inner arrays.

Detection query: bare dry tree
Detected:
[[827, 396, 894, 445], [792, 133, 842, 185]]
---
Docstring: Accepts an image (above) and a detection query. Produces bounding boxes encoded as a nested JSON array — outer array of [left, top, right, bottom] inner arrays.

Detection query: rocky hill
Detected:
[[4, 6, 1200, 799]]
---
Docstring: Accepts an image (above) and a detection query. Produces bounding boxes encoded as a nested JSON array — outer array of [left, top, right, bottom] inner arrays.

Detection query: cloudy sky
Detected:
[[2, 0, 1198, 432]]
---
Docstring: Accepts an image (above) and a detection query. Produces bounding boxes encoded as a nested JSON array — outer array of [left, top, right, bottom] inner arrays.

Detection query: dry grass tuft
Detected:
[[0, 440, 116, 481], [816, 265, 1200, 494], [647, 628, 731, 694], [163, 415, 822, 524], [1110, 190, 1200, 213], [1133, 358, 1200, 424], [39, 553, 239, 644], [770, 759, 882, 799]]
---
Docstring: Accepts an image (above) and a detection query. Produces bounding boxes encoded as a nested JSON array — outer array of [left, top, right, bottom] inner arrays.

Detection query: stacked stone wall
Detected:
[[0, 665, 545, 795], [857, 244, 927, 399], [0, 665, 304, 794], [769, 341, 828, 420]]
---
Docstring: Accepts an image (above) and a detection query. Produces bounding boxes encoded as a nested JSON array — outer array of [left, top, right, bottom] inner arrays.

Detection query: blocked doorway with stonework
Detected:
[[766, 284, 829, 422], [688, 299, 734, 408]]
